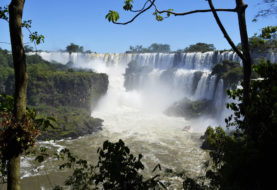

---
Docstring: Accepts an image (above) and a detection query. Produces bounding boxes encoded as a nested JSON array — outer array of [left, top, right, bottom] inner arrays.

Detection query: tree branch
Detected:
[[130, 1, 150, 13], [207, 0, 245, 61], [112, 0, 244, 61], [114, 0, 237, 25], [113, 0, 155, 25], [151, 1, 236, 16]]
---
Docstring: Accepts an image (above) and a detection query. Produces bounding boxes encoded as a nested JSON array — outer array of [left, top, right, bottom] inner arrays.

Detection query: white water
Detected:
[[20, 51, 246, 189]]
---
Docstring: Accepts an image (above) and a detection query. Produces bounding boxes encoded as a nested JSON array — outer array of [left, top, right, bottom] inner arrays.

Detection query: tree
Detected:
[[127, 43, 171, 53], [106, 0, 252, 134], [127, 45, 144, 53], [0, 1, 44, 189], [66, 43, 84, 54], [148, 43, 170, 52], [7, 2, 28, 189], [184, 42, 216, 53]]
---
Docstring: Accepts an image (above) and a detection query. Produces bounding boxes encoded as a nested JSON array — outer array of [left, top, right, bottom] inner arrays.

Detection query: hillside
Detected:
[[0, 48, 109, 139]]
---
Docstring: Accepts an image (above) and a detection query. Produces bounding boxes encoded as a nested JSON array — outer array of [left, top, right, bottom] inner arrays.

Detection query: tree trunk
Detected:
[[8, 0, 27, 189], [236, 0, 252, 126], [7, 157, 20, 190]]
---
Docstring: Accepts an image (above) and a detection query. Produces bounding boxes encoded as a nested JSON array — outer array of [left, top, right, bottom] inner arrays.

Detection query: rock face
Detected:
[[165, 97, 214, 119], [36, 106, 104, 140], [124, 60, 152, 90], [0, 51, 109, 140], [26, 70, 108, 110]]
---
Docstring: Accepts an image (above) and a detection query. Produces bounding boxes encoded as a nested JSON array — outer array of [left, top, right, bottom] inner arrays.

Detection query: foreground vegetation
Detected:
[[198, 61, 277, 190]]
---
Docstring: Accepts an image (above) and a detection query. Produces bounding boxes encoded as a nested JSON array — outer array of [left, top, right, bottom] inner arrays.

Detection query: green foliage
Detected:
[[127, 43, 171, 53], [105, 1, 174, 23], [0, 94, 14, 112], [166, 9, 174, 17], [201, 61, 277, 189], [55, 140, 164, 190], [66, 43, 84, 53], [29, 31, 45, 45], [243, 25, 277, 53], [0, 94, 56, 183], [166, 97, 213, 119], [0, 6, 8, 21], [0, 51, 108, 110], [35, 106, 103, 140], [0, 49, 108, 140], [123, 0, 134, 11], [1, 5, 45, 48], [148, 43, 170, 52], [105, 11, 120, 23], [127, 45, 144, 53], [21, 20, 32, 29], [153, 12, 164, 21], [211, 60, 242, 89], [184, 43, 216, 53], [260, 25, 277, 39], [211, 60, 240, 76]]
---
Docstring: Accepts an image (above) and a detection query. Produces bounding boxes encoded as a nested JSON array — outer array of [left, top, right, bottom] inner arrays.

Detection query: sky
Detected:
[[0, 0, 276, 53]]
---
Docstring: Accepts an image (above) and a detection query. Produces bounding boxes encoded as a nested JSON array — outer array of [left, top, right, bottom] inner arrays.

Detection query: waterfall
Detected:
[[33, 51, 243, 117], [214, 79, 224, 113], [194, 72, 210, 100], [206, 75, 217, 100], [21, 51, 277, 189], [32, 51, 241, 68]]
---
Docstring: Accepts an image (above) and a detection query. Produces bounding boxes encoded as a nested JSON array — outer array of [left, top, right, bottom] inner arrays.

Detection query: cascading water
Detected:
[[34, 51, 241, 114], [22, 51, 247, 189]]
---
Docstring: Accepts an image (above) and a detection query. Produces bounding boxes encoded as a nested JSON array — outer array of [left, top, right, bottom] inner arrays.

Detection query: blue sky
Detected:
[[0, 0, 276, 53]]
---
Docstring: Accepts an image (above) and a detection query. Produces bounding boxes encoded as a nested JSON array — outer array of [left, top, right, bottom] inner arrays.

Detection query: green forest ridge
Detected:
[[0, 48, 109, 140]]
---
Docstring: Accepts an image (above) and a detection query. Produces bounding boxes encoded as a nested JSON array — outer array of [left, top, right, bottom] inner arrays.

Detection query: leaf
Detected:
[[123, 0, 133, 11], [22, 20, 32, 29], [0, 6, 8, 21], [29, 32, 45, 45], [105, 10, 120, 23], [166, 9, 174, 17], [155, 15, 164, 21]]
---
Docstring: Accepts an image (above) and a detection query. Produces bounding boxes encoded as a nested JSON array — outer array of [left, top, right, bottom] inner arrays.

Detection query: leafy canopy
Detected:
[[184, 43, 216, 53], [66, 43, 84, 53]]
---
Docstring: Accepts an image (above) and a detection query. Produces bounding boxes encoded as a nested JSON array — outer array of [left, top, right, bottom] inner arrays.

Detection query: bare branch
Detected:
[[158, 8, 236, 16], [207, 0, 245, 61], [130, 1, 150, 13], [151, 1, 236, 16], [114, 0, 155, 25]]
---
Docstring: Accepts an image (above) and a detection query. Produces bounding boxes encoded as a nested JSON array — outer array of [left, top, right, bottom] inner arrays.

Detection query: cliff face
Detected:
[[26, 70, 108, 110], [1, 56, 108, 110], [0, 50, 109, 139]]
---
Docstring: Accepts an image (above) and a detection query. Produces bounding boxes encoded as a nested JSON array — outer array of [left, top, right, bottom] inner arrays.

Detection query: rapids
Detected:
[[20, 51, 246, 189]]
